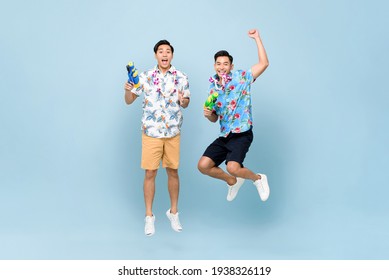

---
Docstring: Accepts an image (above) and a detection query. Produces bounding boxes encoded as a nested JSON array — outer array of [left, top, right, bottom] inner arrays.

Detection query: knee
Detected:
[[226, 162, 240, 177], [166, 168, 179, 179], [145, 169, 157, 180], [197, 159, 209, 174]]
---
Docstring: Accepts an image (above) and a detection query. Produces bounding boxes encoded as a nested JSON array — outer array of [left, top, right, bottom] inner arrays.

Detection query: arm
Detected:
[[203, 108, 218, 123], [124, 82, 138, 105], [178, 73, 191, 108], [248, 29, 269, 80]]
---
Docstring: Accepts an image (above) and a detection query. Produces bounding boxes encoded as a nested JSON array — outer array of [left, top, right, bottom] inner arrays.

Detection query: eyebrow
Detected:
[[158, 47, 171, 52]]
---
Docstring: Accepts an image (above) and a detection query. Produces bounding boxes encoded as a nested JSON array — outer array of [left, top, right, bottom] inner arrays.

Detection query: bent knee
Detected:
[[197, 158, 212, 174], [226, 162, 241, 176], [197, 162, 207, 174]]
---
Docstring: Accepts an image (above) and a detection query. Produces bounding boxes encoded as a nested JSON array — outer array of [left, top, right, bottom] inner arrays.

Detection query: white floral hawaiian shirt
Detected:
[[132, 65, 190, 138]]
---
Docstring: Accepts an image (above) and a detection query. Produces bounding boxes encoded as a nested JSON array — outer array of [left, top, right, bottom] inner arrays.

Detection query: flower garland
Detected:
[[152, 69, 178, 96], [209, 73, 232, 91]]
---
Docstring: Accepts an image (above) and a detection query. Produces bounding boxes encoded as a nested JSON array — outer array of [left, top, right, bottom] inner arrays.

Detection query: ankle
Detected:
[[253, 174, 261, 181], [227, 177, 237, 186]]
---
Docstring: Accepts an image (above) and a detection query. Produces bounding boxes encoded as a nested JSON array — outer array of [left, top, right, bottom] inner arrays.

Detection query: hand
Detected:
[[178, 90, 185, 104], [248, 29, 260, 39], [203, 108, 218, 122], [177, 90, 189, 108], [203, 108, 214, 117], [124, 81, 138, 105], [124, 82, 134, 92]]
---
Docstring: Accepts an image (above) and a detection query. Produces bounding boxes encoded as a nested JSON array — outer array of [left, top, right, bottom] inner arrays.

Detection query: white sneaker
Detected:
[[144, 215, 155, 236], [254, 173, 270, 201], [166, 209, 182, 232], [227, 177, 245, 201]]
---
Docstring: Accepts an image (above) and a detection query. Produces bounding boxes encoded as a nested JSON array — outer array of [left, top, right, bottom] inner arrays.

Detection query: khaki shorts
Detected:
[[141, 133, 180, 170]]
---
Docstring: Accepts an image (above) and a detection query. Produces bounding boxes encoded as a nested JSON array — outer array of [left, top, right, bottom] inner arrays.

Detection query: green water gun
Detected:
[[204, 92, 218, 110]]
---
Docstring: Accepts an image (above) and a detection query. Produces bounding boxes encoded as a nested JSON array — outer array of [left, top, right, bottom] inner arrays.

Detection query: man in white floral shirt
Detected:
[[124, 40, 190, 236], [198, 29, 271, 203]]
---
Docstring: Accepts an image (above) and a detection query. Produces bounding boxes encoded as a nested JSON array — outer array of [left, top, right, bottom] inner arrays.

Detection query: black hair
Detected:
[[153, 40, 174, 53], [214, 50, 233, 63]]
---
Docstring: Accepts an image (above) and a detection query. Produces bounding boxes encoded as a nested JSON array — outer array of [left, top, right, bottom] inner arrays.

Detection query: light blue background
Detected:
[[1, 0, 388, 259]]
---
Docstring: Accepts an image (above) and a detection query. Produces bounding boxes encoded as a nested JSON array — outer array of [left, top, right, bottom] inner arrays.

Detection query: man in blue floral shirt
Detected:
[[124, 40, 190, 236], [198, 29, 270, 202]]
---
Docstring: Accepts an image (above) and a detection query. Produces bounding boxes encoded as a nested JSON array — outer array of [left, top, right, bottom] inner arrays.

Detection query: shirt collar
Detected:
[[154, 65, 176, 74], [209, 72, 233, 91]]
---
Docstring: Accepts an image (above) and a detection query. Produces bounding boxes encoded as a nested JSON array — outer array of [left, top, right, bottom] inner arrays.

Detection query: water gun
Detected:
[[204, 92, 218, 110], [126, 61, 140, 88]]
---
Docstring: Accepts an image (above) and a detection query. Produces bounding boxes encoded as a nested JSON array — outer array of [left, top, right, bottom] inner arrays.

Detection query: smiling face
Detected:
[[214, 56, 234, 80], [155, 44, 173, 72]]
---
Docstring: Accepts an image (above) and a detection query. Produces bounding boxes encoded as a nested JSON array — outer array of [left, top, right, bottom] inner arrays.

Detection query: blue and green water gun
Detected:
[[126, 61, 140, 88]]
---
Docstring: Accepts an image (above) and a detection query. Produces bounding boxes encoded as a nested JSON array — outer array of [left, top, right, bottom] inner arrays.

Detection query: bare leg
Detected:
[[226, 161, 261, 181], [198, 156, 238, 186], [166, 167, 179, 214], [144, 169, 158, 216]]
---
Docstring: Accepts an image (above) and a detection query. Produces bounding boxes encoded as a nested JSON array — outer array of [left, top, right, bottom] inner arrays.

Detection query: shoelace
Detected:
[[170, 213, 182, 227], [145, 217, 154, 230], [257, 181, 265, 193]]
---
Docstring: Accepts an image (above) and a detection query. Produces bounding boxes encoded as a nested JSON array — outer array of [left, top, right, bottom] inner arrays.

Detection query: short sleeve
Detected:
[[237, 69, 254, 85]]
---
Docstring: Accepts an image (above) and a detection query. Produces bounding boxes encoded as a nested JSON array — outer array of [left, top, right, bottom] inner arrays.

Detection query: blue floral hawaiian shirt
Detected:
[[208, 69, 254, 137], [132, 65, 190, 138]]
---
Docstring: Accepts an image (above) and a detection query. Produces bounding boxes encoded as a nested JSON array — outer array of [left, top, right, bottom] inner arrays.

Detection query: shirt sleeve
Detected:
[[240, 69, 254, 85]]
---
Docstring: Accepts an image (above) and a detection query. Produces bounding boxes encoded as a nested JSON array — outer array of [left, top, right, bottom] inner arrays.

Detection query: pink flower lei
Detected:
[[152, 69, 178, 94], [209, 73, 232, 91]]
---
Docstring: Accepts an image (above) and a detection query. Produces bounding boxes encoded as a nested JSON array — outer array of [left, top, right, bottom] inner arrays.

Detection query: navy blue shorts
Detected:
[[203, 128, 254, 167]]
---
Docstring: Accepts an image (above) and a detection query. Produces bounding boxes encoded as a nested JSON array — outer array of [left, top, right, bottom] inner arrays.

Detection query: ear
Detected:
[[231, 64, 234, 71]]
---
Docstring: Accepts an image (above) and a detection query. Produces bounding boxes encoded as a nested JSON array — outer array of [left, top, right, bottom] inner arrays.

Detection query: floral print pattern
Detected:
[[133, 65, 190, 138], [208, 69, 254, 137]]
